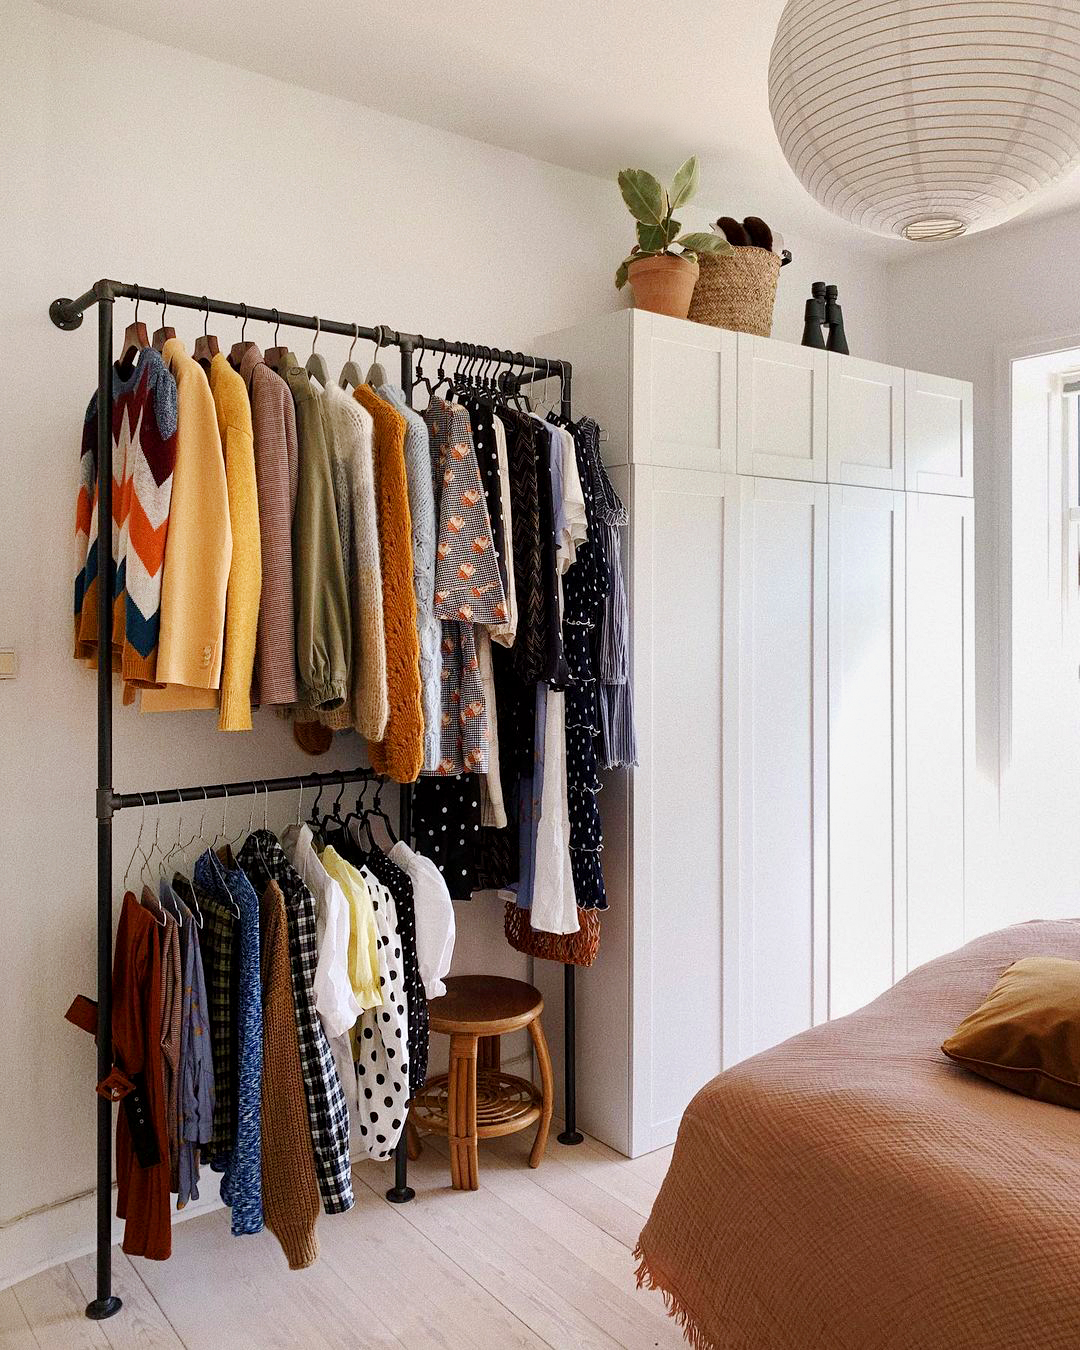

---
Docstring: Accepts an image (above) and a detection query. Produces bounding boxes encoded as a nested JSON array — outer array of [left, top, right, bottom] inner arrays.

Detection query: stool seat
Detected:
[[428, 975, 544, 1035], [410, 975, 554, 1190]]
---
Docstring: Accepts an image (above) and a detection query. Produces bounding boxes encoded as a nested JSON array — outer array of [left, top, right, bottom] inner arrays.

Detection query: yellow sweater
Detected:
[[210, 353, 262, 731], [147, 339, 232, 691]]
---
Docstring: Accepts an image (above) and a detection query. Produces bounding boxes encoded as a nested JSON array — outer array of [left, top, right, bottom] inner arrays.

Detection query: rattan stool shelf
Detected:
[[409, 975, 554, 1191]]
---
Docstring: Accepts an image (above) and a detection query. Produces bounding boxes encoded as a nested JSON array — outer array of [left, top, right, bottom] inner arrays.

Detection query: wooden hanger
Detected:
[[264, 308, 290, 372], [151, 289, 176, 352], [118, 287, 149, 367], [192, 296, 220, 369], [229, 303, 258, 369], [305, 315, 329, 387], [339, 324, 364, 390]]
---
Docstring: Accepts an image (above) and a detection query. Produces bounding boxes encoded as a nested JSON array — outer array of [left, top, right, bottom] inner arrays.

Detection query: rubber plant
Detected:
[[615, 156, 731, 289]]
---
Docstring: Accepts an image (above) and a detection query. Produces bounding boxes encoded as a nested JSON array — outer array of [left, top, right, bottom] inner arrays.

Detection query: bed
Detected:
[[636, 920, 1080, 1350]]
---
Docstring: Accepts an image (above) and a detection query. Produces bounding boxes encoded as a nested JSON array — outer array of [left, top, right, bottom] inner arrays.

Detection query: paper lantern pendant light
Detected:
[[769, 1, 1080, 240]]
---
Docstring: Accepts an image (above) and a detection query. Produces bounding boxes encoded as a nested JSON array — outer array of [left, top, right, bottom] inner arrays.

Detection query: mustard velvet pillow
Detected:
[[942, 956, 1080, 1110]]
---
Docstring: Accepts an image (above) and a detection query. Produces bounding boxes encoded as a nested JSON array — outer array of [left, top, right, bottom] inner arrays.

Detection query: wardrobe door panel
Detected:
[[906, 493, 974, 969], [905, 370, 974, 497], [828, 485, 907, 1019], [828, 354, 905, 489], [731, 477, 828, 1064], [736, 335, 827, 481], [630, 465, 737, 1154], [633, 313, 737, 472]]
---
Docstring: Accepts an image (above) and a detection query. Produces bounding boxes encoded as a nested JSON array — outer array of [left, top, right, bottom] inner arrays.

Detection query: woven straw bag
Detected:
[[687, 246, 781, 337], [504, 901, 602, 968]]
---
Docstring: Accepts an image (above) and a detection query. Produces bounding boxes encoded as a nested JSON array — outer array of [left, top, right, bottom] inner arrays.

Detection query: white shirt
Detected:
[[282, 822, 362, 1118], [389, 840, 456, 998]]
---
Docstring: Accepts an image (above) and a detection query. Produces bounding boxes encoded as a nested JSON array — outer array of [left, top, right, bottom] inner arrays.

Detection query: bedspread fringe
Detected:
[[634, 1239, 720, 1350]]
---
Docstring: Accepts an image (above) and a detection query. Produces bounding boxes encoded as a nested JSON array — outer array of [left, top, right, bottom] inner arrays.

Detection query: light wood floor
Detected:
[[2, 1132, 682, 1349]]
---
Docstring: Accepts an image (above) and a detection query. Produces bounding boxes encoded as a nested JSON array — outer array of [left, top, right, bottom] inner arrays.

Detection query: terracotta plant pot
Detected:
[[627, 254, 700, 319]]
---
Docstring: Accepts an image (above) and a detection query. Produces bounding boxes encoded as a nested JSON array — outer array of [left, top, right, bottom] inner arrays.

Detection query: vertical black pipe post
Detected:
[[388, 334, 416, 1204], [86, 295, 122, 1320], [558, 964, 583, 1144]]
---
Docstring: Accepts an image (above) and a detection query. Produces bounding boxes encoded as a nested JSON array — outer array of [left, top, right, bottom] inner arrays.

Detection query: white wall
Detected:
[[884, 208, 1080, 937], [0, 0, 891, 1285]]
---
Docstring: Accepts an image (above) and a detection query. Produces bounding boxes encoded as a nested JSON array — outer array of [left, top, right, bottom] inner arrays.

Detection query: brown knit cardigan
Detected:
[[259, 881, 320, 1269], [353, 385, 424, 783]]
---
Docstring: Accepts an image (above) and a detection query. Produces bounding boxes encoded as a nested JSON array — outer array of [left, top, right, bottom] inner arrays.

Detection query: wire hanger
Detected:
[[151, 287, 175, 353], [305, 315, 329, 387], [192, 295, 220, 369], [265, 307, 288, 371], [366, 324, 389, 388], [119, 285, 149, 367], [413, 335, 435, 406], [339, 324, 364, 390], [123, 794, 148, 892], [229, 302, 255, 368]]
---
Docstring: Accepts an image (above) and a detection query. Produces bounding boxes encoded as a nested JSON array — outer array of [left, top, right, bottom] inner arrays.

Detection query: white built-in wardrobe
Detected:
[[533, 309, 975, 1157]]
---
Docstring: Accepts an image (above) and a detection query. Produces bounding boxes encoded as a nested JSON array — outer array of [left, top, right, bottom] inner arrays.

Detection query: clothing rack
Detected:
[[50, 279, 583, 1322]]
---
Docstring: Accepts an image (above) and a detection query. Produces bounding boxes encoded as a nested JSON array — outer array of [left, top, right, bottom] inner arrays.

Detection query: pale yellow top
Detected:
[[151, 339, 232, 690], [319, 846, 381, 1011]]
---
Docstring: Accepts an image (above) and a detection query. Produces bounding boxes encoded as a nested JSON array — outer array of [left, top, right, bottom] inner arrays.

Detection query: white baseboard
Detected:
[[0, 1177, 225, 1292]]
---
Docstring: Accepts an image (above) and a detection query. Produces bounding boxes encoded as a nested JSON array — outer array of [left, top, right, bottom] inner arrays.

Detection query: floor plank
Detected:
[[67, 1251, 184, 1349], [134, 1208, 408, 1350], [5, 1132, 677, 1350], [11, 1263, 108, 1350], [357, 1147, 661, 1350], [320, 1161, 546, 1350], [482, 1133, 651, 1252], [0, 1286, 37, 1350], [424, 1133, 684, 1348]]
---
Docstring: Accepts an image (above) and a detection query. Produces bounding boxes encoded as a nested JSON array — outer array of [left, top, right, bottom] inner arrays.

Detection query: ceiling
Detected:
[[43, 0, 1080, 257]]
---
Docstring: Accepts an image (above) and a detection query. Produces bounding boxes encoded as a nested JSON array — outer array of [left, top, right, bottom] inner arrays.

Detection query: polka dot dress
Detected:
[[351, 869, 410, 1160], [362, 848, 429, 1095], [561, 419, 610, 910], [412, 775, 482, 902]]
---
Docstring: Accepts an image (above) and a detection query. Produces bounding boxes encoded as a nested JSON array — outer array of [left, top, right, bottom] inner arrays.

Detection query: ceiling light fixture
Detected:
[[769, 1, 1080, 241]]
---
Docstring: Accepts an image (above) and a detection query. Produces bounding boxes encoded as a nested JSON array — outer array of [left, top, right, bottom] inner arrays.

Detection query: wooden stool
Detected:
[[409, 975, 554, 1190]]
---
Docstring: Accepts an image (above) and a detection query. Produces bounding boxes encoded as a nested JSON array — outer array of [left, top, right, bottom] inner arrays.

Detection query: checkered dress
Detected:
[[238, 831, 355, 1215]]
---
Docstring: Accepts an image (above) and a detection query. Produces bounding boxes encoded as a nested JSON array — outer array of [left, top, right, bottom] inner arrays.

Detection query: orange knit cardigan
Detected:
[[353, 386, 424, 783]]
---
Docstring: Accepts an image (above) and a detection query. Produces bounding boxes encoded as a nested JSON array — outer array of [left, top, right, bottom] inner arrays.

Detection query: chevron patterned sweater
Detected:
[[75, 347, 178, 691]]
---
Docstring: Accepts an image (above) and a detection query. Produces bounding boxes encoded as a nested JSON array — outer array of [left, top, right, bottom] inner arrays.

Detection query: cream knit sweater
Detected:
[[321, 382, 388, 740]]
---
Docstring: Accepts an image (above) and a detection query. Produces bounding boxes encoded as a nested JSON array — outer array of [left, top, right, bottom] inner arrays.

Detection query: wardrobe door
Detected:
[[828, 485, 907, 1019], [906, 492, 974, 969], [828, 354, 905, 489], [730, 477, 828, 1064], [629, 465, 739, 1155], [631, 312, 737, 471], [905, 370, 974, 497], [736, 335, 827, 481]]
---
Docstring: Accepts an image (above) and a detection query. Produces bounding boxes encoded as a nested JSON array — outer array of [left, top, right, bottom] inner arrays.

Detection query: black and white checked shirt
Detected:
[[238, 831, 355, 1215]]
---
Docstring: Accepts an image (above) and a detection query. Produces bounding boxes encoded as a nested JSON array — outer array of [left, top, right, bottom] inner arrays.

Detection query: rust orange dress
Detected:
[[99, 890, 171, 1259]]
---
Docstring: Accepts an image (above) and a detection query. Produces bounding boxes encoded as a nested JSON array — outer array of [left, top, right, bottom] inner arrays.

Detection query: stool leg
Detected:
[[406, 1119, 423, 1161], [528, 1016, 554, 1168], [448, 1033, 479, 1191], [478, 1035, 501, 1073]]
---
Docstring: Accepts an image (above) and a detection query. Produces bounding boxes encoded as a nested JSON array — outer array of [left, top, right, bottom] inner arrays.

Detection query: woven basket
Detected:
[[504, 901, 602, 968], [687, 246, 781, 337]]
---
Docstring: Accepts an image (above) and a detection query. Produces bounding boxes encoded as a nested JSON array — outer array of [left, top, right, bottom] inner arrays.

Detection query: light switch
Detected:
[[0, 649, 16, 679]]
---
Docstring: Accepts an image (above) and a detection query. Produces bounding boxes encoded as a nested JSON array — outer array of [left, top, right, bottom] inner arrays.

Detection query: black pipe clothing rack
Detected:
[[50, 279, 583, 1322]]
